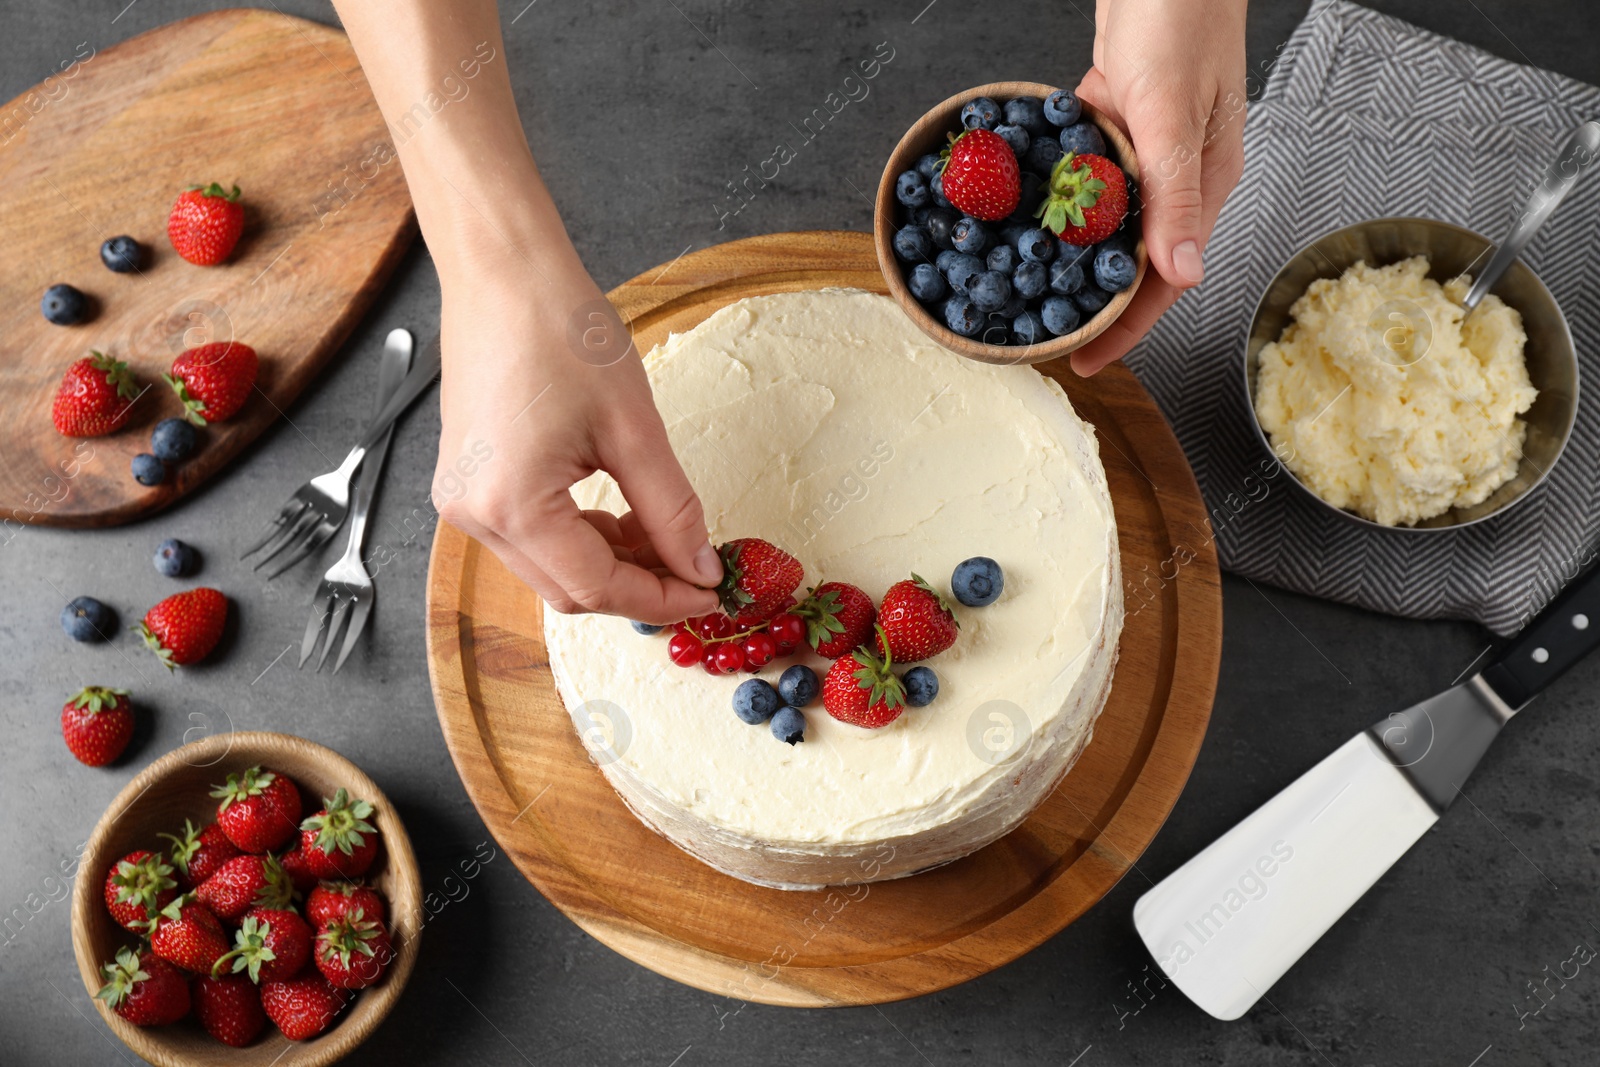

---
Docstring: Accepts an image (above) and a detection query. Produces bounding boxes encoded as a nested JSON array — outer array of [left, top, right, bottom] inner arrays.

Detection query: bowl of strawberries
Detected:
[[70, 731, 422, 1067], [875, 80, 1147, 365]]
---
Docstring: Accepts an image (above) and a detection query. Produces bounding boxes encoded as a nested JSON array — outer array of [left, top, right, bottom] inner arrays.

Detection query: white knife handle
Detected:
[[1132, 734, 1437, 1020]]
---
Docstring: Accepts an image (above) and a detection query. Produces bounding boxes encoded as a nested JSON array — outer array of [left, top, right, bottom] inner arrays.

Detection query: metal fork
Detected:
[[299, 330, 413, 672], [242, 330, 441, 577]]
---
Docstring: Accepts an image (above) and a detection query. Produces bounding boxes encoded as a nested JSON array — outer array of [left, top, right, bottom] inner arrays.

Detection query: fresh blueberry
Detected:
[[61, 596, 114, 642], [1048, 258, 1085, 295], [911, 205, 932, 227], [1004, 96, 1051, 135], [960, 96, 1001, 131], [999, 221, 1031, 249], [945, 253, 984, 294], [1009, 171, 1047, 224], [999, 293, 1027, 319], [925, 206, 960, 250], [915, 153, 943, 180], [1024, 136, 1063, 177], [1073, 283, 1113, 315], [770, 705, 806, 744], [1017, 227, 1057, 264], [131, 453, 165, 486], [943, 295, 983, 337], [153, 538, 198, 578], [952, 556, 1005, 606], [630, 620, 663, 635], [1041, 295, 1082, 336], [895, 169, 930, 208], [1012, 309, 1048, 346], [1059, 121, 1106, 157], [1043, 88, 1083, 127], [903, 666, 940, 707], [968, 271, 1011, 313], [1058, 240, 1095, 268], [150, 418, 198, 463], [892, 225, 933, 263], [1098, 229, 1136, 257], [951, 216, 989, 255], [734, 679, 782, 725], [979, 314, 1012, 347], [935, 249, 962, 274], [1012, 261, 1048, 300], [100, 235, 145, 273], [908, 262, 947, 303], [993, 123, 1030, 158], [41, 283, 87, 326], [986, 243, 1019, 275], [929, 170, 951, 208], [778, 664, 819, 708], [1094, 246, 1137, 292]]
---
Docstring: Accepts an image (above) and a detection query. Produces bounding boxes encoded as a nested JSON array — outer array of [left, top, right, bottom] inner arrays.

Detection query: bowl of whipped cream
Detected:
[[1244, 216, 1577, 530]]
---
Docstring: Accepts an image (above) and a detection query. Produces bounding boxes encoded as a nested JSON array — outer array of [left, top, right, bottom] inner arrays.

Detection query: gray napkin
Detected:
[[1125, 0, 1600, 635]]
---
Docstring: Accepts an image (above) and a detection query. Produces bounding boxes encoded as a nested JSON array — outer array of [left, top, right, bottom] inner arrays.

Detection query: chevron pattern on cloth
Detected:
[[1124, 0, 1600, 635]]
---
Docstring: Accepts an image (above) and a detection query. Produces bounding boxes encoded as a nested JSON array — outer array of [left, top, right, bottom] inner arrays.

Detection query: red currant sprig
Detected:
[[665, 609, 806, 674]]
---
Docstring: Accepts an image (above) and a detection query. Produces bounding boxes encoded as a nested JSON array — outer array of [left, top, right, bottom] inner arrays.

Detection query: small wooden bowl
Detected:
[[71, 732, 423, 1067], [874, 81, 1148, 366]]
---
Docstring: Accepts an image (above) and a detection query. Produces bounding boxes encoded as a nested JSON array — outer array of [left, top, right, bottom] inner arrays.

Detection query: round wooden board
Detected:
[[425, 231, 1221, 1007]]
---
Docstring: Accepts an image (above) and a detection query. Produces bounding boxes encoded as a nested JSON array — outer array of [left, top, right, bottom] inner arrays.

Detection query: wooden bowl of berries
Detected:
[[70, 731, 422, 1067], [875, 81, 1147, 365]]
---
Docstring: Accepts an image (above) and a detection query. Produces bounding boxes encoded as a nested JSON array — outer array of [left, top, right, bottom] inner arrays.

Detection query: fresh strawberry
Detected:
[[165, 341, 257, 425], [1037, 151, 1129, 245], [794, 582, 876, 659], [137, 587, 229, 669], [160, 819, 242, 889], [823, 631, 907, 729], [260, 971, 348, 1041], [149, 894, 230, 975], [298, 788, 379, 880], [279, 846, 319, 895], [95, 948, 190, 1026], [60, 685, 134, 766], [940, 128, 1021, 221], [215, 907, 312, 984], [211, 765, 302, 852], [306, 882, 387, 929], [715, 538, 803, 624], [167, 182, 244, 265], [193, 971, 267, 1047], [875, 575, 959, 663], [196, 853, 294, 924], [313, 909, 392, 990], [104, 850, 178, 934], [50, 352, 138, 437]]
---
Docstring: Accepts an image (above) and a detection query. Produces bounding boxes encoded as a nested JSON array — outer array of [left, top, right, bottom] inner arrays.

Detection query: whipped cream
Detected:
[[544, 290, 1122, 888]]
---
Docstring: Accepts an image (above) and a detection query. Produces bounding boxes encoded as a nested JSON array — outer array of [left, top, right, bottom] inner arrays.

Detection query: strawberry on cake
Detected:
[[543, 288, 1122, 889]]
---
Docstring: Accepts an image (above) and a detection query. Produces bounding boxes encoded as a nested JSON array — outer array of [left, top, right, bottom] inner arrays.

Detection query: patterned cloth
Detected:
[[1125, 0, 1600, 635]]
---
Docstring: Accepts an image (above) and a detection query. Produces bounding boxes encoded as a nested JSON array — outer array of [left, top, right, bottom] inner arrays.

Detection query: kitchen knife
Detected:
[[1133, 561, 1600, 1020]]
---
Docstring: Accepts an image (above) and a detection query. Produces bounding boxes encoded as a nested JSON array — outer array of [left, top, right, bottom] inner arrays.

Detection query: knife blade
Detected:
[[1134, 559, 1600, 1020]]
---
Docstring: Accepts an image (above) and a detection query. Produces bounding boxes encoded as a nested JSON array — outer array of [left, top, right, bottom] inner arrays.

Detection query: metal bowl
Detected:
[[1243, 217, 1578, 531]]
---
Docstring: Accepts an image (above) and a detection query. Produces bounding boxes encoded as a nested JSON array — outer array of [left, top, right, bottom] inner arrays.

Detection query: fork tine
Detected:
[[332, 592, 374, 674], [264, 520, 341, 581], [317, 596, 355, 673], [299, 588, 335, 668], [253, 509, 321, 573], [241, 500, 308, 560]]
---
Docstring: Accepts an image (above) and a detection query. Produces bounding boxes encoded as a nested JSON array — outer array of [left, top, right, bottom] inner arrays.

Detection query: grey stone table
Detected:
[[2, 2, 1596, 1064]]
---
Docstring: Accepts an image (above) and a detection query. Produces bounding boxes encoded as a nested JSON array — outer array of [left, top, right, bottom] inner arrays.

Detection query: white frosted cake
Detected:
[[544, 289, 1122, 889]]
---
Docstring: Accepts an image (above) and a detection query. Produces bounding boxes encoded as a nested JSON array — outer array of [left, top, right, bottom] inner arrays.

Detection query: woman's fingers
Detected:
[[603, 416, 724, 588], [1069, 275, 1180, 377]]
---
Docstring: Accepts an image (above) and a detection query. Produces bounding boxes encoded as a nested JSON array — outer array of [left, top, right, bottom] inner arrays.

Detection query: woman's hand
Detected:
[[1069, 0, 1249, 376], [432, 248, 722, 625]]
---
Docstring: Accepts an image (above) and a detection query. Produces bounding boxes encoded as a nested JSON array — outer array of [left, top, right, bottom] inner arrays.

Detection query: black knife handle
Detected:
[[1481, 558, 1600, 710]]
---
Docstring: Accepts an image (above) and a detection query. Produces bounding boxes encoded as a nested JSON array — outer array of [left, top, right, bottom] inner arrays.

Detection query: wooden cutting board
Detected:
[[0, 8, 414, 527], [425, 231, 1222, 1006]]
